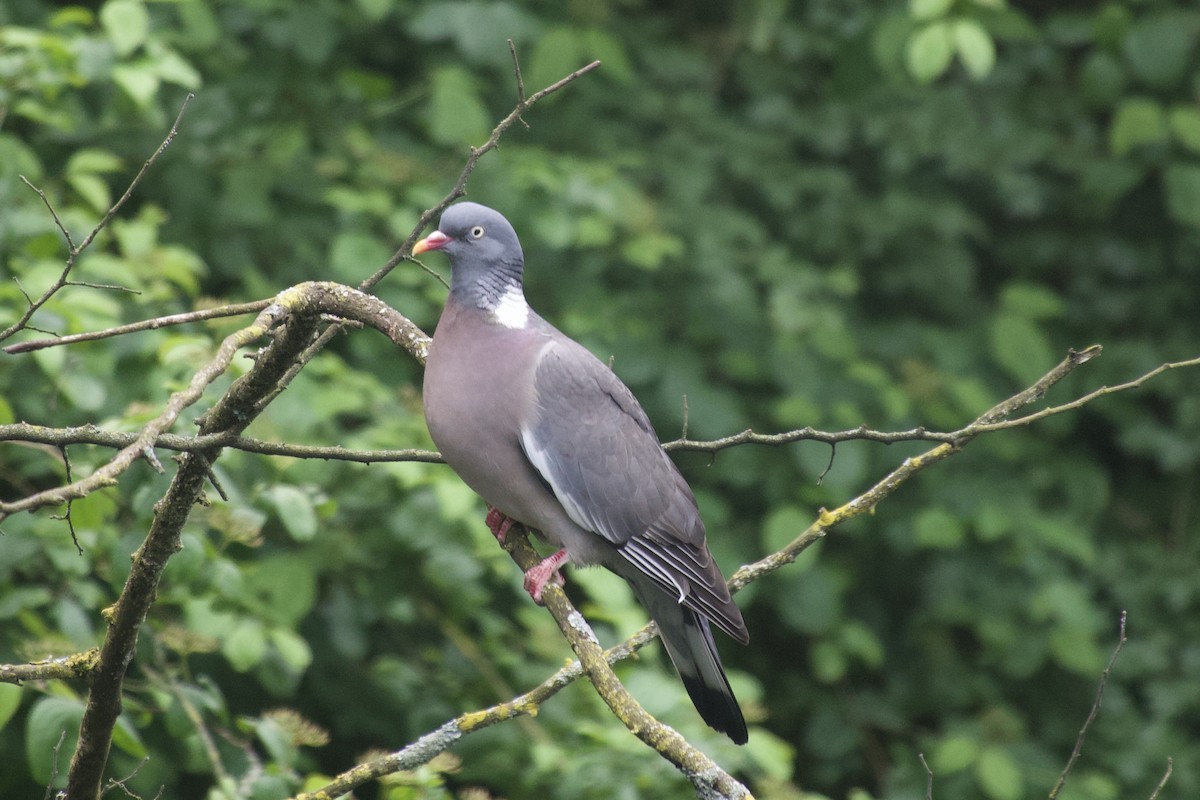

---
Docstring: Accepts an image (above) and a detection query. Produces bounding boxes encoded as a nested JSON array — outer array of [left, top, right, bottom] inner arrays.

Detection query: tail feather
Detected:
[[628, 577, 748, 744]]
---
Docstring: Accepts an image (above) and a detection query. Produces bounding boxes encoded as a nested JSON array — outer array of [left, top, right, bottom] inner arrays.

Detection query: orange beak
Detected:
[[412, 230, 451, 255]]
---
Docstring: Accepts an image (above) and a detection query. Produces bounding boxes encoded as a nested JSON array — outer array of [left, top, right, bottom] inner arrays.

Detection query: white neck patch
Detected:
[[491, 285, 530, 329]]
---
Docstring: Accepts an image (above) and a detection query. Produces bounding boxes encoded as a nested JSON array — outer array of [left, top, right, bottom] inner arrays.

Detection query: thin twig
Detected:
[[1147, 758, 1173, 800], [360, 59, 602, 291], [918, 752, 933, 800], [48, 445, 82, 555], [76, 93, 195, 255], [508, 39, 527, 105], [65, 309, 321, 800], [290, 346, 1156, 797], [3, 299, 269, 354], [0, 650, 100, 684], [101, 756, 151, 798], [65, 279, 141, 294], [1048, 610, 1129, 800], [0, 94, 194, 344], [44, 729, 67, 800], [0, 422, 444, 463]]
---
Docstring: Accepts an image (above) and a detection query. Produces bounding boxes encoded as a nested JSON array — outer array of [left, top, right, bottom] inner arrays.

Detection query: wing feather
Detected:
[[519, 339, 746, 642]]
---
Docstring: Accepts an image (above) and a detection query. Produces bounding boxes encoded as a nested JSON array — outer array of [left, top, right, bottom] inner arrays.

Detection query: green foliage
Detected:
[[2, 0, 1199, 798]]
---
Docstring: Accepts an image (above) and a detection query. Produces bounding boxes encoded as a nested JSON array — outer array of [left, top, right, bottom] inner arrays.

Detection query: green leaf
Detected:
[[407, 1, 541, 65], [329, 231, 393, 283], [264, 485, 318, 542], [0, 683, 22, 731], [1109, 98, 1167, 156], [761, 504, 811, 555], [810, 639, 847, 682], [112, 62, 161, 108], [66, 148, 123, 175], [989, 314, 1053, 385], [932, 733, 979, 773], [909, 0, 955, 21], [1078, 52, 1126, 109], [269, 627, 314, 672], [914, 506, 964, 548], [998, 282, 1064, 320], [953, 18, 995, 79], [100, 0, 149, 57], [528, 27, 581, 92], [150, 43, 203, 89], [26, 696, 84, 786], [742, 729, 795, 781], [245, 554, 318, 626], [975, 746, 1022, 800], [223, 618, 268, 672], [1164, 163, 1200, 228], [580, 29, 633, 83], [425, 65, 489, 147], [1049, 626, 1104, 675], [1123, 12, 1198, 89], [839, 621, 885, 668], [67, 173, 111, 213], [112, 713, 148, 758], [906, 22, 954, 84], [1169, 106, 1200, 154], [355, 0, 394, 22]]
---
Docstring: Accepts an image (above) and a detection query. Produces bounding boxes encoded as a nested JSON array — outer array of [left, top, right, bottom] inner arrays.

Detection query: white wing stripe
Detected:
[[521, 425, 605, 534]]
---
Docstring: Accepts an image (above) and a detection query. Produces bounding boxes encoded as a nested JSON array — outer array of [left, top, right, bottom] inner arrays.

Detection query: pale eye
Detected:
[[470, 225, 485, 239]]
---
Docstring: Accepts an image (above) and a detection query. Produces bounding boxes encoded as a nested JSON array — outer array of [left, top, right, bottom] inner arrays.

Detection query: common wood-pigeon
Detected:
[[416, 202, 749, 743]]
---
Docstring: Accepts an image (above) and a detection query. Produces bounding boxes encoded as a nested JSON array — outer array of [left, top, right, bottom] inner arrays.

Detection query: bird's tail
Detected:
[[628, 577, 748, 744]]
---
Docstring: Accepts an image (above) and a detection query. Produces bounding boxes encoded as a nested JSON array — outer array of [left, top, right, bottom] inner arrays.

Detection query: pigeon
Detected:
[[415, 202, 749, 744]]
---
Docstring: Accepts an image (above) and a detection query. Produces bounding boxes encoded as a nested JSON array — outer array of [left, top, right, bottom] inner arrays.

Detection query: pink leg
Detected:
[[523, 548, 570, 604], [485, 505, 516, 544]]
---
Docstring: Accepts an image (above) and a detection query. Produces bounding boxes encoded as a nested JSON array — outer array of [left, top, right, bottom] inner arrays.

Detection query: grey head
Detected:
[[413, 202, 526, 310]]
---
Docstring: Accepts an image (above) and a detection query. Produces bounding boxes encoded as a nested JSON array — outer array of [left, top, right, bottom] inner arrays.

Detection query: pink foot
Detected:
[[485, 505, 516, 544], [523, 548, 570, 604]]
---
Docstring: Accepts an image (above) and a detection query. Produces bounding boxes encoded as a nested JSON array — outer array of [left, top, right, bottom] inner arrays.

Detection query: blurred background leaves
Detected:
[[1, 0, 1197, 798]]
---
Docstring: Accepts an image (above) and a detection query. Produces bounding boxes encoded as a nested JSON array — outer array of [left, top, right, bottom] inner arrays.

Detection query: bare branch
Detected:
[[76, 94, 195, 255], [508, 39, 527, 105], [1, 282, 430, 523], [22, 174, 76, 251], [360, 58, 602, 291], [1148, 758, 1174, 800], [0, 304, 281, 521], [66, 307, 321, 800], [499, 526, 749, 799], [3, 300, 271, 354], [0, 422, 443, 463], [1048, 610, 1129, 800], [0, 94, 194, 344], [0, 650, 99, 685], [287, 345, 1179, 796], [45, 730, 68, 800], [967, 350, 1200, 436]]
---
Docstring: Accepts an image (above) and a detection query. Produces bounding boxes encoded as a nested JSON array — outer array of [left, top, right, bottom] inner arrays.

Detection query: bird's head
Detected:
[[413, 202, 524, 272]]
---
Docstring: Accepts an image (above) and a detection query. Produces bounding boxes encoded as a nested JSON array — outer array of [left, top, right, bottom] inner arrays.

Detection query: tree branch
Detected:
[[0, 650, 99, 684], [1048, 610, 1128, 800], [66, 308, 322, 799], [297, 346, 1125, 798], [0, 95, 194, 344], [2, 300, 271, 355], [503, 527, 751, 799], [0, 283, 431, 523], [359, 57, 602, 291]]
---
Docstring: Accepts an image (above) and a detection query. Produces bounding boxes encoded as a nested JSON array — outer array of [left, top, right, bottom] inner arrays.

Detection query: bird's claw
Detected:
[[523, 548, 570, 604], [485, 505, 516, 544]]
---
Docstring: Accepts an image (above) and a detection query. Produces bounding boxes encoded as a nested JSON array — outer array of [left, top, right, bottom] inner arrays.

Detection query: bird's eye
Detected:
[[469, 225, 485, 239]]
